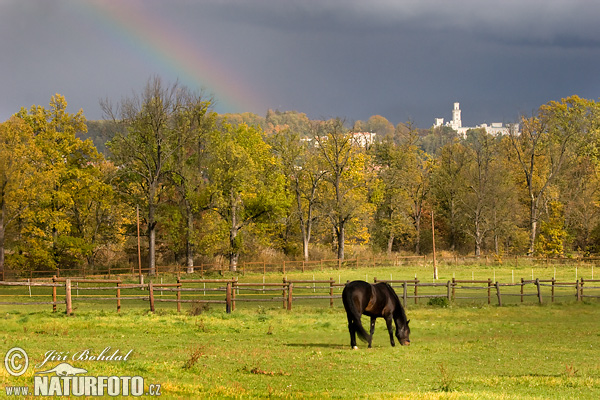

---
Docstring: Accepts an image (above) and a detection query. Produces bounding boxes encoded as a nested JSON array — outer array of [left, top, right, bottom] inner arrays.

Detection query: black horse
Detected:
[[342, 280, 410, 349]]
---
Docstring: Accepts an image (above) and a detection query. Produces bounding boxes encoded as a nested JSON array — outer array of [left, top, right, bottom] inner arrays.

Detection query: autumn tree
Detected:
[[270, 129, 326, 261], [205, 123, 286, 271], [104, 77, 204, 275], [509, 96, 595, 255], [0, 117, 42, 278], [371, 137, 416, 254], [14, 95, 103, 271], [315, 119, 374, 260]]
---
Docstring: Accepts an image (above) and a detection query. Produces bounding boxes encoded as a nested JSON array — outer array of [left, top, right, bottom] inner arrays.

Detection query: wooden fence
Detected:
[[1, 276, 599, 314], [6, 254, 600, 280]]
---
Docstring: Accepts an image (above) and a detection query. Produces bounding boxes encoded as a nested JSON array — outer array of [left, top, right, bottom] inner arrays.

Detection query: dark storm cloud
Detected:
[[1, 0, 599, 127]]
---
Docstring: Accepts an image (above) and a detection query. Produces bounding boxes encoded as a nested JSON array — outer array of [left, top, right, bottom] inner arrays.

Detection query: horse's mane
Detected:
[[382, 282, 408, 323]]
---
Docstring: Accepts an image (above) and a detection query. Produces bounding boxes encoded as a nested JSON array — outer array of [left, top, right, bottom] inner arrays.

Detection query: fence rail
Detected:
[[5, 254, 600, 280], [1, 276, 599, 314]]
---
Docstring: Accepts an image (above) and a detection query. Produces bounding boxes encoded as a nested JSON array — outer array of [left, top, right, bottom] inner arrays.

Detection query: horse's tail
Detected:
[[342, 286, 370, 343]]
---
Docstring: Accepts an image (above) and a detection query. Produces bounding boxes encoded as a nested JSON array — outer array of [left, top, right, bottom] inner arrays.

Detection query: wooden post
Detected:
[[282, 278, 287, 309], [176, 280, 181, 313], [535, 278, 542, 304], [414, 279, 419, 304], [551, 277, 555, 303], [402, 282, 407, 308], [451, 278, 456, 300], [431, 210, 438, 280], [148, 282, 155, 312], [576, 279, 582, 302], [580, 278, 584, 300], [495, 282, 502, 306], [65, 279, 72, 316], [226, 282, 232, 314], [446, 281, 451, 302], [520, 278, 525, 303], [287, 282, 293, 311], [52, 276, 57, 313], [116, 282, 121, 313], [232, 277, 238, 311], [329, 278, 334, 308], [487, 279, 492, 305]]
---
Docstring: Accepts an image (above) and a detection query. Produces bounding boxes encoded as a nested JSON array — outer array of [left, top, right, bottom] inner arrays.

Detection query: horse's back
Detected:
[[342, 280, 372, 310]]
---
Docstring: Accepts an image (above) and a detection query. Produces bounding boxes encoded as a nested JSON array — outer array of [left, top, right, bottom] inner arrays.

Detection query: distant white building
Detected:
[[303, 131, 376, 148], [433, 102, 517, 136]]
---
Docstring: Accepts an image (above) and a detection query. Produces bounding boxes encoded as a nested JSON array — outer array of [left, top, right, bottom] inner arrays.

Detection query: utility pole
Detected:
[[137, 205, 143, 284], [432, 210, 438, 280]]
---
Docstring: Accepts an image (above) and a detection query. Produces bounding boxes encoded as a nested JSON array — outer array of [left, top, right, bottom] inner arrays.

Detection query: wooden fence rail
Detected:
[[1, 276, 599, 314]]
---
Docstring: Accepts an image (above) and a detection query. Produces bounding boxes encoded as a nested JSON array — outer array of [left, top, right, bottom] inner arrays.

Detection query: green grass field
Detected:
[[1, 264, 600, 399]]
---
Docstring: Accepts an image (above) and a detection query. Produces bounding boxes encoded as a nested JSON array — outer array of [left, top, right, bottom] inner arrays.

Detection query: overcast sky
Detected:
[[2, 0, 600, 128]]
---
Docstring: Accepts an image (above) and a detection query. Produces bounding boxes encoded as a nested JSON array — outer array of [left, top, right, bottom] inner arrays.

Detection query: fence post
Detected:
[[329, 278, 334, 308], [495, 282, 502, 307], [451, 278, 456, 300], [520, 278, 525, 303], [52, 276, 57, 313], [65, 279, 72, 316], [402, 282, 407, 308], [148, 282, 155, 312], [287, 282, 293, 311], [116, 281, 121, 313], [551, 277, 555, 303], [226, 282, 232, 314], [232, 277, 238, 311], [282, 278, 287, 309], [576, 279, 582, 302], [176, 277, 181, 313], [446, 281, 451, 302], [414, 279, 419, 304], [487, 278, 492, 305], [535, 278, 542, 304]]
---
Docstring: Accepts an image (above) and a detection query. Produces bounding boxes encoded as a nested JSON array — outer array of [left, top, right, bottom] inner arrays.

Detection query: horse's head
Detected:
[[396, 319, 411, 346]]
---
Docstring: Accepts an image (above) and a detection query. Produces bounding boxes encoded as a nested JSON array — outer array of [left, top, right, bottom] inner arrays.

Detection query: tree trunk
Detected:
[[0, 193, 5, 280], [337, 221, 345, 261], [387, 232, 395, 255], [148, 189, 157, 276], [414, 214, 421, 254], [229, 225, 239, 272], [185, 202, 194, 274], [528, 194, 538, 256], [229, 193, 239, 272]]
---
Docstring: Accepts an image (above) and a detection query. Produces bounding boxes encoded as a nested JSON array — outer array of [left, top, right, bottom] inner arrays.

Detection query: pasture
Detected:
[[1, 264, 600, 399]]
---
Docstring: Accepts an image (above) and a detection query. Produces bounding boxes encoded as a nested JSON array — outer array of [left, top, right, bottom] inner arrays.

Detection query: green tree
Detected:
[[509, 96, 595, 255], [371, 137, 415, 254], [430, 139, 468, 252], [104, 77, 203, 275], [14, 95, 102, 271], [206, 123, 286, 271], [315, 119, 374, 260], [270, 129, 326, 261], [0, 117, 42, 278]]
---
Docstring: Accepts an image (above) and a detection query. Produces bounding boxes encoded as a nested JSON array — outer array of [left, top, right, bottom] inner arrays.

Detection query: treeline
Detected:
[[1, 77, 600, 276]]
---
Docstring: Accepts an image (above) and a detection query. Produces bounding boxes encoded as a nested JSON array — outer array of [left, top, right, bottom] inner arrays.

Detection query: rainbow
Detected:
[[77, 0, 263, 114]]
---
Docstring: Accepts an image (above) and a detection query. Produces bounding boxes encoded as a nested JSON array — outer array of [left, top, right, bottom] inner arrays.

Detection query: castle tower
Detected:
[[451, 102, 461, 129]]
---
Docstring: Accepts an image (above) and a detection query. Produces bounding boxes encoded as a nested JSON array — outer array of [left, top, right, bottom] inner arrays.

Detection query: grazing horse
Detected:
[[342, 280, 410, 349]]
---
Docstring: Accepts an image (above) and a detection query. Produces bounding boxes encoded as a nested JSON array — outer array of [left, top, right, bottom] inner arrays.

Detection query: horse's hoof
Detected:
[[352, 346, 358, 350]]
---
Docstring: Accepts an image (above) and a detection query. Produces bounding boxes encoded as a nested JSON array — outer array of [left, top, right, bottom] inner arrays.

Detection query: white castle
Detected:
[[433, 102, 516, 136]]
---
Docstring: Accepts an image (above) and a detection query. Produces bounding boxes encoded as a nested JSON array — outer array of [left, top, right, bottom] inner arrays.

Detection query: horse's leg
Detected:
[[368, 317, 377, 348], [347, 313, 357, 349], [386, 317, 396, 347]]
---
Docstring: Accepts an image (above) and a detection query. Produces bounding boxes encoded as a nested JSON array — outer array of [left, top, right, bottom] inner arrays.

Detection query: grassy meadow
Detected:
[[1, 263, 600, 399]]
